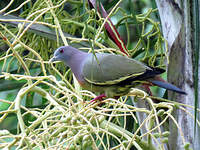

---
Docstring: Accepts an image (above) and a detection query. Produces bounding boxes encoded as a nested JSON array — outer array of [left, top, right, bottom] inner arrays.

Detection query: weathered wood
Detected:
[[156, 0, 200, 149]]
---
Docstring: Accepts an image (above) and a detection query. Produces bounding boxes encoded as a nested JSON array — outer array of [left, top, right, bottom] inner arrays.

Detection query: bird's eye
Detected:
[[60, 49, 64, 53]]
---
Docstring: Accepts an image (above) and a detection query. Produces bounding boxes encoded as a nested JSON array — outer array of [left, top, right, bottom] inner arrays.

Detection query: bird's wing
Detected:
[[82, 53, 151, 85]]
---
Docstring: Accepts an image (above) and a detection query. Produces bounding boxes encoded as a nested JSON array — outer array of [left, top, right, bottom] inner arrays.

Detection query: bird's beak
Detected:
[[49, 56, 57, 63]]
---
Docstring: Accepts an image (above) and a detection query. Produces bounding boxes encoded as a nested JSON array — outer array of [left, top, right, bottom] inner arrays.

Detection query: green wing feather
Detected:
[[82, 53, 151, 85]]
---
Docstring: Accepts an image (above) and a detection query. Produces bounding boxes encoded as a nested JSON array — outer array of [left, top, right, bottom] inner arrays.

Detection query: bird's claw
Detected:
[[90, 94, 106, 103]]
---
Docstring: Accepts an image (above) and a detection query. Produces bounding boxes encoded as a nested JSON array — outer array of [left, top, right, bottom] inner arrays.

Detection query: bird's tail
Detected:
[[150, 80, 186, 94]]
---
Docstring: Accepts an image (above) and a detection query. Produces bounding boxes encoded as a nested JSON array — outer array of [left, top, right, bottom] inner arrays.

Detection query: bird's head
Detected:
[[49, 46, 75, 64]]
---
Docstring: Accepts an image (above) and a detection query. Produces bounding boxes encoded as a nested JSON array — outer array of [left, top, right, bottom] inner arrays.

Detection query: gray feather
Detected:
[[82, 53, 151, 85]]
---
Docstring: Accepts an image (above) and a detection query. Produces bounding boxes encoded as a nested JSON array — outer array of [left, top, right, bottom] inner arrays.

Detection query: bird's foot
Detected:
[[142, 84, 152, 96], [90, 94, 106, 103]]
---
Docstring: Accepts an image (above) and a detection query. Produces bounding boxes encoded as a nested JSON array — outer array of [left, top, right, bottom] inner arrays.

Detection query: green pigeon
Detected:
[[50, 46, 186, 100]]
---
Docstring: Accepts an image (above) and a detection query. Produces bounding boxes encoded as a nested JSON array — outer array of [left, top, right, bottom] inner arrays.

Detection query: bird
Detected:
[[50, 46, 186, 100]]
